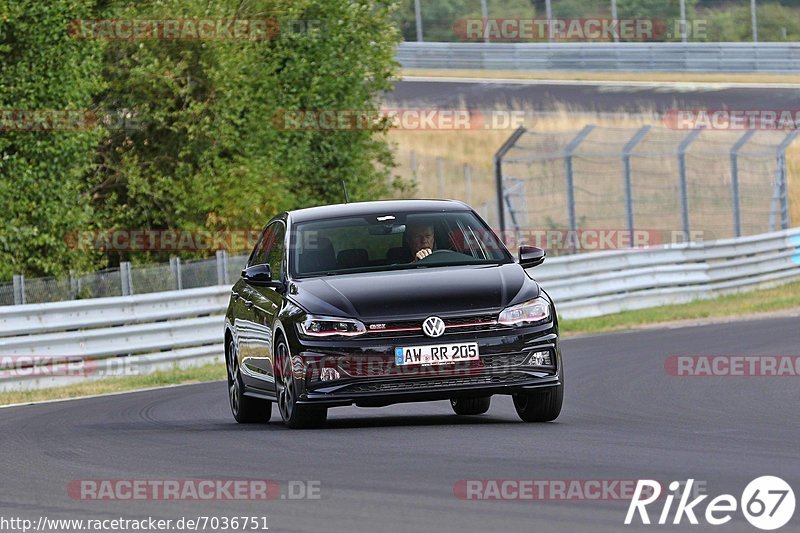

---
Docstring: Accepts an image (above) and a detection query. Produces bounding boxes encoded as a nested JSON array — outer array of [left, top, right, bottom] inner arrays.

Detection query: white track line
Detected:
[[0, 381, 222, 410]]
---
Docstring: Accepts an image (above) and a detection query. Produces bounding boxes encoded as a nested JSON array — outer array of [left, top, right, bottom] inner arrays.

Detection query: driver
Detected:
[[406, 222, 435, 262]]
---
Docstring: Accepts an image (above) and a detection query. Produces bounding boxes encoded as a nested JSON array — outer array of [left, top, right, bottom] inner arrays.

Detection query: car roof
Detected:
[[286, 199, 472, 224]]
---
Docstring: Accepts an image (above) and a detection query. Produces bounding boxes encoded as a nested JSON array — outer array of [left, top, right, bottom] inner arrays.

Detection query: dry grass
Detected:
[[387, 106, 800, 229], [402, 68, 800, 85], [789, 143, 800, 226]]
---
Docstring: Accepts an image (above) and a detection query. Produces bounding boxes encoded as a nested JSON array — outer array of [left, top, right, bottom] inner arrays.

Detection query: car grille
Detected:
[[364, 313, 504, 338], [341, 372, 533, 393]]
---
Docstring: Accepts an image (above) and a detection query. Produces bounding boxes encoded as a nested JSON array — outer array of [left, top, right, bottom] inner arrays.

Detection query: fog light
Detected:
[[320, 367, 340, 381], [527, 350, 552, 366]]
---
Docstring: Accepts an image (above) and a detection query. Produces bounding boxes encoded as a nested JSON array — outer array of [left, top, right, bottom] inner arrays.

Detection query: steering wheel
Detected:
[[416, 249, 456, 262]]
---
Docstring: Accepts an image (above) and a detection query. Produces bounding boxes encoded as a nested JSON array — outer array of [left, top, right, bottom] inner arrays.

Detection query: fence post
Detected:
[[464, 164, 472, 205], [730, 130, 755, 237], [493, 126, 527, 239], [622, 125, 651, 244], [170, 256, 183, 290], [436, 157, 444, 198], [69, 271, 78, 300], [564, 125, 596, 236], [12, 275, 25, 305], [120, 262, 133, 296], [216, 250, 229, 285], [410, 150, 418, 182], [774, 130, 799, 230], [677, 129, 703, 240]]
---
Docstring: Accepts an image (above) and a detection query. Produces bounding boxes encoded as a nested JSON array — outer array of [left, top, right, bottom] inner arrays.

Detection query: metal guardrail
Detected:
[[0, 286, 229, 392], [396, 42, 800, 72], [1, 228, 799, 391], [534, 228, 800, 318]]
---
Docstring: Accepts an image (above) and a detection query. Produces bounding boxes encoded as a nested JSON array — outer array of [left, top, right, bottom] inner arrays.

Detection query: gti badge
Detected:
[[422, 316, 445, 338]]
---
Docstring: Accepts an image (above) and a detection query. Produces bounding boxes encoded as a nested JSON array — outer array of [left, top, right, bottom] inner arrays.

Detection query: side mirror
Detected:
[[241, 264, 283, 288], [519, 246, 546, 268]]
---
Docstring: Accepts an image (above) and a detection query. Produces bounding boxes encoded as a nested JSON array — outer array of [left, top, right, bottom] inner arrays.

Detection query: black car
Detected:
[[224, 200, 563, 428]]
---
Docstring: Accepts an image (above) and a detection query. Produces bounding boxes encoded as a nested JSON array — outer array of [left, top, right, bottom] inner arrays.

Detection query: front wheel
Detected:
[[227, 338, 271, 423], [450, 396, 491, 415], [512, 384, 563, 422], [275, 338, 327, 429]]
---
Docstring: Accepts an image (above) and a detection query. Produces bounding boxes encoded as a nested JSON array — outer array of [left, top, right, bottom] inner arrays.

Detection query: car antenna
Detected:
[[341, 180, 350, 203]]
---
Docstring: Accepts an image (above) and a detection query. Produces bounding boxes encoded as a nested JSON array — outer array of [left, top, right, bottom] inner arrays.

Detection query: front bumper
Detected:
[[288, 321, 563, 408]]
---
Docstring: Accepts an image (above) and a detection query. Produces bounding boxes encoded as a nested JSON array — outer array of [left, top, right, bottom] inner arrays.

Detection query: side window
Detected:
[[248, 222, 284, 270]]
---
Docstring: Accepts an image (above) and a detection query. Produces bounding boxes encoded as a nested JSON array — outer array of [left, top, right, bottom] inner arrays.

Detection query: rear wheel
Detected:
[[450, 396, 491, 415], [275, 338, 327, 429], [512, 384, 563, 422], [227, 338, 271, 423]]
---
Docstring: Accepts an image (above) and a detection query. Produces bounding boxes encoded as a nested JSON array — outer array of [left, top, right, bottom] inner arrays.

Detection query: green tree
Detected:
[[0, 0, 106, 279], [90, 0, 403, 264]]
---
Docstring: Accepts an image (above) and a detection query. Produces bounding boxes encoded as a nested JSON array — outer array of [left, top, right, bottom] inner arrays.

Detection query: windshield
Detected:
[[290, 210, 512, 278]]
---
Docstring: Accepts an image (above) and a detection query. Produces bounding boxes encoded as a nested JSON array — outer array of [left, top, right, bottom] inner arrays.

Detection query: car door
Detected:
[[239, 221, 286, 392]]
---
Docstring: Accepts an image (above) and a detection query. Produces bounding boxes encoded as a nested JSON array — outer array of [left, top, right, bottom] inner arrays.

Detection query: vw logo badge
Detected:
[[422, 316, 445, 338]]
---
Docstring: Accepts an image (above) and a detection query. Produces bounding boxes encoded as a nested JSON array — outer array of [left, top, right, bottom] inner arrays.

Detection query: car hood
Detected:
[[290, 263, 539, 320]]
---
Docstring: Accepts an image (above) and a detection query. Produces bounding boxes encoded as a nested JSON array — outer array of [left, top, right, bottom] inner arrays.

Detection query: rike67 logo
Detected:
[[625, 477, 795, 530]]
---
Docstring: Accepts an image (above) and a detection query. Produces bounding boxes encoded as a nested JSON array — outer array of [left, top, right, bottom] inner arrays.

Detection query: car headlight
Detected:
[[498, 297, 551, 326], [298, 315, 367, 338]]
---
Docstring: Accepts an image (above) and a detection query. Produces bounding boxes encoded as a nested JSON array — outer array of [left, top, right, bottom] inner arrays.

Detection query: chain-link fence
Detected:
[[495, 126, 797, 249], [0, 252, 249, 306], [396, 149, 500, 229]]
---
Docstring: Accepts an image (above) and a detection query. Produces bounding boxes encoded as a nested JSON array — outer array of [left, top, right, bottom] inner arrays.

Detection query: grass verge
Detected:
[[401, 68, 800, 85], [560, 281, 800, 337], [0, 363, 224, 408]]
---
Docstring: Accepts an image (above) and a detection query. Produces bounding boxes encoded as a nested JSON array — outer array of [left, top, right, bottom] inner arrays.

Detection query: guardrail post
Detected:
[[216, 250, 229, 285], [436, 157, 444, 198], [464, 164, 472, 205], [677, 129, 703, 240], [170, 257, 183, 290], [120, 262, 133, 296], [493, 126, 527, 239], [622, 125, 651, 244], [12, 275, 25, 305], [773, 130, 799, 230], [564, 125, 596, 237], [730, 130, 755, 238]]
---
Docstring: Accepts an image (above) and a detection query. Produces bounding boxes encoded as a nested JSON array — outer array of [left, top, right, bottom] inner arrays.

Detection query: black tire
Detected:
[[450, 396, 491, 415], [275, 337, 327, 429], [512, 384, 563, 422], [227, 338, 272, 423]]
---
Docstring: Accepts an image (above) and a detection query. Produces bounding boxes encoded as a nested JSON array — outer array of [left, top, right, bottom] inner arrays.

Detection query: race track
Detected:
[[388, 79, 800, 114], [1, 316, 798, 533]]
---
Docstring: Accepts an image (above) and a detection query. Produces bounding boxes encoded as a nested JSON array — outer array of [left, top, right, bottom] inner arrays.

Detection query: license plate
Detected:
[[394, 342, 479, 366]]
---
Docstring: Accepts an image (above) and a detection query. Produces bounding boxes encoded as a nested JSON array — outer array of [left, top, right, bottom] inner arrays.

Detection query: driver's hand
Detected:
[[414, 248, 432, 261]]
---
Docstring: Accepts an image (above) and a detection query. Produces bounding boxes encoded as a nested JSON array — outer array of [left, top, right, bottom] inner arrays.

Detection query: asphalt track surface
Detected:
[[388, 79, 800, 114], [2, 316, 799, 532]]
